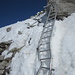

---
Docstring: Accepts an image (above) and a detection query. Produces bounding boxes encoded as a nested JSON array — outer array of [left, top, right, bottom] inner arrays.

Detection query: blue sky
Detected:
[[0, 0, 46, 28]]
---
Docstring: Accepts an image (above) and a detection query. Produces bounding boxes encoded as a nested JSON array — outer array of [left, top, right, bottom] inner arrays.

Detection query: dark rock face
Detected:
[[48, 0, 75, 4], [60, 0, 75, 3], [0, 40, 24, 75], [57, 1, 75, 14], [0, 40, 12, 75], [0, 40, 12, 55], [47, 0, 75, 20]]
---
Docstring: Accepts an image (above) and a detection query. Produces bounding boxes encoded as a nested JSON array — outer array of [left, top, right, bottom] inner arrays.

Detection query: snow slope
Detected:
[[0, 13, 45, 75], [0, 12, 75, 75], [51, 13, 75, 75]]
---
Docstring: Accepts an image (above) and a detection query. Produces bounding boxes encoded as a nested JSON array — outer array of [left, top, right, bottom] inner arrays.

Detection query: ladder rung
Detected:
[[39, 41, 50, 44], [49, 16, 55, 19], [48, 17, 55, 21], [39, 42, 50, 46], [50, 12, 55, 15], [42, 36, 50, 39], [45, 24, 53, 28], [40, 58, 51, 60], [49, 15, 55, 18], [39, 49, 50, 53], [41, 67, 50, 70], [43, 30, 51, 34], [39, 50, 50, 52], [49, 13, 56, 17], [39, 48, 50, 51], [45, 25, 53, 29], [43, 30, 52, 34]]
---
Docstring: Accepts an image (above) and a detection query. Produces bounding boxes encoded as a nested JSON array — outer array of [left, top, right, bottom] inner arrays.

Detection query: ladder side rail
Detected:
[[36, 2, 57, 75]]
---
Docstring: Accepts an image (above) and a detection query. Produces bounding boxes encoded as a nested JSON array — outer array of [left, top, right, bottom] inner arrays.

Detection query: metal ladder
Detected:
[[37, 2, 57, 75]]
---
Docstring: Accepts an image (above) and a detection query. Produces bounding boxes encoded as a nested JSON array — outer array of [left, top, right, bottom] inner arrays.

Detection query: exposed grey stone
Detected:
[[0, 48, 3, 55], [6, 27, 11, 32], [1, 61, 8, 67], [47, 0, 75, 19], [0, 64, 4, 70], [0, 70, 3, 75], [6, 61, 11, 67], [0, 56, 4, 61], [0, 40, 12, 51], [0, 48, 2, 51], [18, 31, 22, 35], [0, 61, 8, 70], [4, 57, 12, 62], [5, 45, 9, 49]]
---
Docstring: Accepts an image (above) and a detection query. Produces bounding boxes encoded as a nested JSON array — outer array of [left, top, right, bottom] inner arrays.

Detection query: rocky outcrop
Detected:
[[0, 40, 12, 55], [57, 1, 75, 15], [6, 27, 11, 32], [0, 40, 24, 75], [47, 0, 75, 20], [0, 41, 12, 75]]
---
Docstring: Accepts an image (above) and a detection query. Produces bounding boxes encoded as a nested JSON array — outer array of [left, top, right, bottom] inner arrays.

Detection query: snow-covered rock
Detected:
[[0, 12, 75, 75]]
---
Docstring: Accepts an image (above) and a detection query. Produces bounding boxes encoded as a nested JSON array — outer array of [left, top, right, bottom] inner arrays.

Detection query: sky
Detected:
[[0, 0, 46, 28]]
